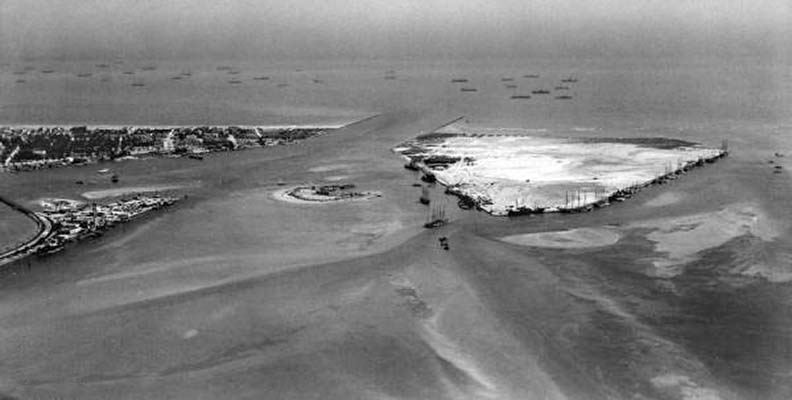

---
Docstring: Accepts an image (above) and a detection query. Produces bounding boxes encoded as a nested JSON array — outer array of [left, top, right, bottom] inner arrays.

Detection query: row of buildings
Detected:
[[0, 125, 330, 171]]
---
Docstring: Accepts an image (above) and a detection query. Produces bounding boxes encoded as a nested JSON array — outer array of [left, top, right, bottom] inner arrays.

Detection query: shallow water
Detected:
[[0, 57, 790, 399]]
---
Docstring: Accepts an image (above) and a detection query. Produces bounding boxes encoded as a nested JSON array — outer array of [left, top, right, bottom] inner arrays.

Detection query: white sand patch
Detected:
[[308, 164, 352, 173], [398, 128, 724, 215], [82, 184, 190, 199], [500, 228, 621, 249], [644, 192, 685, 207], [630, 203, 780, 277], [651, 374, 722, 400], [182, 329, 199, 339], [35, 197, 85, 210], [322, 175, 350, 182]]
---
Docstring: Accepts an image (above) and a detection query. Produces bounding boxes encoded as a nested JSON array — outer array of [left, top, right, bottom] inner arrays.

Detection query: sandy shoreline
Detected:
[[271, 186, 381, 204], [82, 184, 191, 200]]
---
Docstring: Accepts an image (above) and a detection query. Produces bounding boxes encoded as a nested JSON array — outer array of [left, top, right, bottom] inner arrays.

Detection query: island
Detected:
[[395, 121, 728, 216]]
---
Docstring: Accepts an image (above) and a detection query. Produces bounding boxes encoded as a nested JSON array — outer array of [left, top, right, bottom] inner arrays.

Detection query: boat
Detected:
[[424, 204, 448, 229], [523, 74, 540, 78], [460, 88, 478, 92], [531, 89, 550, 94], [141, 66, 157, 71], [111, 174, 119, 183], [451, 78, 469, 83], [228, 79, 243, 84], [171, 76, 183, 80], [554, 86, 569, 90], [555, 95, 573, 100], [131, 82, 145, 87], [95, 63, 110, 68], [76, 73, 93, 78], [187, 154, 204, 160], [122, 71, 135, 75], [97, 168, 110, 174], [510, 95, 532, 99], [419, 186, 431, 205], [253, 76, 270, 80], [501, 78, 514, 82], [561, 77, 578, 83], [40, 69, 55, 74], [505, 84, 517, 89]]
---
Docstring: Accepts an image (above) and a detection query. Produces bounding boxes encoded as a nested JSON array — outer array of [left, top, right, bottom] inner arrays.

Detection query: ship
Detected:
[[555, 95, 573, 100], [560, 77, 578, 83], [505, 84, 517, 89], [510, 95, 532, 99], [141, 66, 157, 71], [523, 74, 540, 78], [253, 76, 270, 80], [40, 69, 55, 74], [451, 78, 469, 83], [419, 186, 431, 205], [95, 63, 110, 68], [554, 86, 570, 90], [531, 89, 550, 94], [460, 87, 478, 92], [501, 77, 514, 82], [131, 82, 145, 87], [122, 71, 135, 75], [76, 73, 93, 78], [424, 204, 448, 229], [228, 79, 243, 84]]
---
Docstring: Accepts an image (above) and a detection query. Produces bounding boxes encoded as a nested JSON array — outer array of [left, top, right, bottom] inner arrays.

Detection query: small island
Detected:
[[275, 184, 381, 204]]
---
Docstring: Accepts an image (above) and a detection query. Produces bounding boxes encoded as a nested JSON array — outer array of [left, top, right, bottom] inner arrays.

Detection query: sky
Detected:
[[1, 0, 790, 62]]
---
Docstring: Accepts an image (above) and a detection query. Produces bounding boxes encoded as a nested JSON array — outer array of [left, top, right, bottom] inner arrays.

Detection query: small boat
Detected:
[[141, 66, 157, 71], [501, 78, 514, 82], [122, 71, 135, 75], [277, 83, 289, 88], [76, 73, 93, 78], [171, 76, 183, 80], [505, 84, 517, 89], [111, 174, 119, 183], [523, 74, 540, 78], [561, 77, 578, 83], [555, 95, 573, 100], [253, 76, 270, 80], [451, 78, 469, 83], [131, 82, 145, 87], [97, 168, 110, 174], [187, 154, 204, 160], [313, 79, 324, 84], [554, 86, 569, 90], [531, 89, 550, 94], [460, 88, 478, 92], [228, 79, 243, 84], [419, 186, 431, 205], [95, 63, 110, 68], [424, 204, 448, 229], [510, 95, 531, 99], [40, 69, 55, 74]]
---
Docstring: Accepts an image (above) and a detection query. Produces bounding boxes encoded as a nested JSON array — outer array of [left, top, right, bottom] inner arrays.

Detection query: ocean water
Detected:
[[0, 56, 790, 399]]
